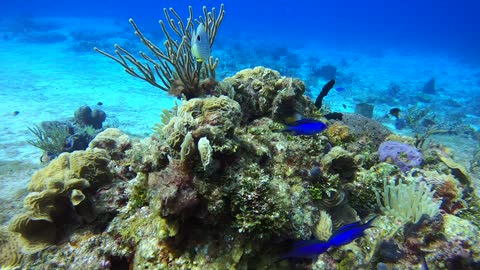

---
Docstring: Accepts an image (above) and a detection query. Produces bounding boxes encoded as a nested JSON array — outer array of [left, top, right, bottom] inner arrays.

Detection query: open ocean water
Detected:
[[0, 0, 479, 269]]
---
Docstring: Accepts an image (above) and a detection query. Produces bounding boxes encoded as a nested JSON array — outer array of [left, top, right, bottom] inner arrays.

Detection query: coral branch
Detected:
[[94, 4, 225, 99]]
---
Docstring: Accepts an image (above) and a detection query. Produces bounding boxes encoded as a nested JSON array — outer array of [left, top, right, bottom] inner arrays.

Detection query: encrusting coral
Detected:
[[224, 66, 318, 124]]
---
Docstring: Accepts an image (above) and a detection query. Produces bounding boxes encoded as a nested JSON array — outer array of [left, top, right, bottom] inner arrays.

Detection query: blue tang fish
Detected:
[[283, 118, 327, 136], [327, 216, 376, 247], [335, 87, 345, 92]]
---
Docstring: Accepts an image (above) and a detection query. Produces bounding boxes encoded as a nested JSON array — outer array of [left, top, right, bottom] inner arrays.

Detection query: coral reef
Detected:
[[354, 102, 374, 118], [325, 122, 354, 146], [223, 66, 317, 124], [4, 66, 480, 270], [332, 113, 391, 148], [0, 227, 23, 268], [309, 64, 338, 80], [422, 77, 436, 94]]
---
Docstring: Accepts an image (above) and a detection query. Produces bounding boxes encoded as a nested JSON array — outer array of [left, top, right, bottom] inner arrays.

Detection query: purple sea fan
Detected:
[[378, 141, 423, 172]]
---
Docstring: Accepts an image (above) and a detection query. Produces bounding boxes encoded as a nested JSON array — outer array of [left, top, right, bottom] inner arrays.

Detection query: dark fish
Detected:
[[342, 104, 347, 109], [281, 240, 330, 259], [315, 79, 335, 109], [389, 108, 401, 119], [336, 87, 345, 92], [13, 111, 19, 116], [97, 102, 103, 106], [327, 216, 376, 247], [283, 118, 327, 136]]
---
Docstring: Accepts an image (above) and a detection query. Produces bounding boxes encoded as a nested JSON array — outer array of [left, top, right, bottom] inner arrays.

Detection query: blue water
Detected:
[[3, 0, 479, 56]]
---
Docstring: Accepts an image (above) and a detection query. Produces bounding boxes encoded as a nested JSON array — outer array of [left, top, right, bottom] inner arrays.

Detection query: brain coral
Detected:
[[8, 148, 113, 251]]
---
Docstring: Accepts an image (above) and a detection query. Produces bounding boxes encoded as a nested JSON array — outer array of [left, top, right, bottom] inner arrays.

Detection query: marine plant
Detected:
[[375, 178, 441, 229], [27, 124, 70, 156], [94, 5, 225, 99]]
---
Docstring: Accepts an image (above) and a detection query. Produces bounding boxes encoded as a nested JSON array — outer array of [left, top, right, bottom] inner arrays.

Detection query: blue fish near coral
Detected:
[[327, 216, 376, 247], [283, 118, 327, 136], [282, 217, 376, 260]]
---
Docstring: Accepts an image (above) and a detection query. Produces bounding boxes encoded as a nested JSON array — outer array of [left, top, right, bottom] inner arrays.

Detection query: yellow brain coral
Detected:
[[8, 148, 113, 252], [0, 227, 23, 268]]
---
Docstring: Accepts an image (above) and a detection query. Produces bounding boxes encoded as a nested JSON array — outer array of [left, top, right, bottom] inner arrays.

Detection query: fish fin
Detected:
[[331, 221, 363, 236], [330, 217, 376, 238], [363, 216, 377, 228]]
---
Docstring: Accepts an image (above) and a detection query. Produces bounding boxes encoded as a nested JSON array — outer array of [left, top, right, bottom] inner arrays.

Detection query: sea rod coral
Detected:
[[94, 5, 225, 99]]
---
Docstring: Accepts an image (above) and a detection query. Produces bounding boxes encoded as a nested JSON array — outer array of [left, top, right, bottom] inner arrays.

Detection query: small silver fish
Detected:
[[191, 23, 211, 62]]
